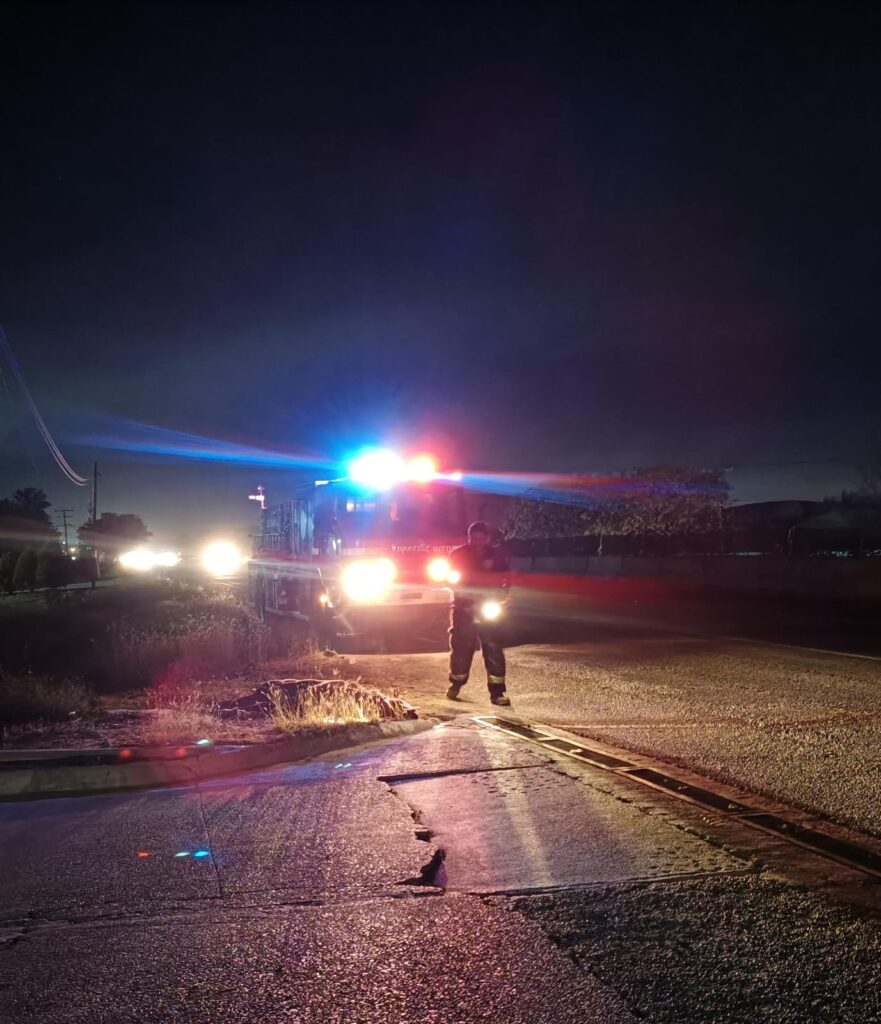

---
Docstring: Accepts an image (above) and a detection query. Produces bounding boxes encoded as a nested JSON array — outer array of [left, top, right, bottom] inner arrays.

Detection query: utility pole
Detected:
[[55, 508, 74, 553], [86, 462, 102, 582], [89, 462, 100, 527]]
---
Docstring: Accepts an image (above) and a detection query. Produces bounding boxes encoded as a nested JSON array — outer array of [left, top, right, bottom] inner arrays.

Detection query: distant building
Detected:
[[728, 500, 881, 556]]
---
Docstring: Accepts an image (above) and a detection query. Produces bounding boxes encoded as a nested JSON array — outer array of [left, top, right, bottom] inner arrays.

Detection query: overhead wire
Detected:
[[0, 357, 40, 475], [0, 324, 88, 486]]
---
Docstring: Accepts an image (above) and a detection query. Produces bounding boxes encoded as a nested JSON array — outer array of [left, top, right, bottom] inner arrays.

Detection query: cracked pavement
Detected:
[[348, 625, 881, 837], [1, 719, 880, 1022]]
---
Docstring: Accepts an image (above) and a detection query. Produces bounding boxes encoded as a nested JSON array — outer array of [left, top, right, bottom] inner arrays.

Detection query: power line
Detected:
[[0, 324, 88, 486], [0, 357, 40, 475]]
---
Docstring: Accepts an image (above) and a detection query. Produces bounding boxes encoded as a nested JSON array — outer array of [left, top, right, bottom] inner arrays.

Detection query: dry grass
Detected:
[[267, 682, 382, 733], [0, 578, 266, 693], [142, 694, 274, 746], [1, 692, 276, 749], [0, 652, 395, 750], [0, 674, 98, 727]]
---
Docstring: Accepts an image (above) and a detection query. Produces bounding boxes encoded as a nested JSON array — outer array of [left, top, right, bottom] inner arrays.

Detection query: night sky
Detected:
[[1, 1, 879, 542]]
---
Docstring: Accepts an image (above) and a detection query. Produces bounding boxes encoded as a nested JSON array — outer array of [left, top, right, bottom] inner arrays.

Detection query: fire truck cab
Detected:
[[248, 451, 468, 646]]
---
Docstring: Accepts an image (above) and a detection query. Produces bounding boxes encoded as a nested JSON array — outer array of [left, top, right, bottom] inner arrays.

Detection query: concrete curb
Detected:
[[0, 719, 433, 801]]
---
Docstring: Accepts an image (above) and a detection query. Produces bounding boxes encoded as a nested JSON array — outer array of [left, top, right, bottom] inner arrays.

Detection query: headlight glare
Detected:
[[119, 547, 155, 572], [341, 558, 397, 602], [202, 541, 242, 577], [427, 557, 451, 582]]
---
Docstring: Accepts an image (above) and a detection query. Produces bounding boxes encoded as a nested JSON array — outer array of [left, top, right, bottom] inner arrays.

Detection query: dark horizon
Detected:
[[1, 1, 879, 538]]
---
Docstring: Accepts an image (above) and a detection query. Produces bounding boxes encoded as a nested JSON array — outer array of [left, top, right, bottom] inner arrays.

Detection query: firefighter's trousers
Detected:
[[448, 603, 506, 694]]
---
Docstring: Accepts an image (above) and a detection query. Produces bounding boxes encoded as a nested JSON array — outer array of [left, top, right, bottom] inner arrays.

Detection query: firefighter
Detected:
[[446, 521, 511, 707]]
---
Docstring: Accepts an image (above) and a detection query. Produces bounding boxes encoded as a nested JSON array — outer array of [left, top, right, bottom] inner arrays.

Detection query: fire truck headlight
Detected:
[[202, 541, 242, 577], [427, 557, 451, 582], [341, 558, 397, 602], [480, 599, 503, 621]]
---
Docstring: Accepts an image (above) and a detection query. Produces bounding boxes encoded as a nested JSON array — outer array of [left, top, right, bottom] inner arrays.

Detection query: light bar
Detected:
[[407, 455, 437, 483], [348, 449, 405, 490], [346, 448, 448, 490]]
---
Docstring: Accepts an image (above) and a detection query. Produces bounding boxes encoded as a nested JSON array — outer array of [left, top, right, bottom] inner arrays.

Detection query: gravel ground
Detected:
[[350, 633, 881, 837], [584, 717, 881, 838], [511, 875, 881, 1024], [514, 640, 881, 837]]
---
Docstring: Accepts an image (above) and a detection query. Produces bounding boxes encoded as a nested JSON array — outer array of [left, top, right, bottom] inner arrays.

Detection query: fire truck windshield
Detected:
[[325, 483, 466, 542]]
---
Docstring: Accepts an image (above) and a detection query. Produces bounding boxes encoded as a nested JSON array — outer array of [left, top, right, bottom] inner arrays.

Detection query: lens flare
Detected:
[[76, 417, 330, 471]]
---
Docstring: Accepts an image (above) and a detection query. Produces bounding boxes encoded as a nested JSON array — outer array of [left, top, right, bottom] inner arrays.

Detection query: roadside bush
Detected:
[[0, 674, 97, 726], [0, 579, 266, 693], [36, 551, 71, 591], [0, 551, 15, 594], [72, 553, 99, 587], [12, 549, 38, 591], [100, 598, 266, 692]]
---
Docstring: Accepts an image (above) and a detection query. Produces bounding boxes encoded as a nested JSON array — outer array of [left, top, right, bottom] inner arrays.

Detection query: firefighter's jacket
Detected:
[[448, 543, 510, 607]]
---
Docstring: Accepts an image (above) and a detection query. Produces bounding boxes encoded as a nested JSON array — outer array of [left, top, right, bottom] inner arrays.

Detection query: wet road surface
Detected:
[[2, 721, 880, 1023], [349, 621, 881, 838]]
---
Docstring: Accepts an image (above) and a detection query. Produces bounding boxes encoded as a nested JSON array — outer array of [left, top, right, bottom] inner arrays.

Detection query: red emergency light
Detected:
[[347, 449, 442, 489]]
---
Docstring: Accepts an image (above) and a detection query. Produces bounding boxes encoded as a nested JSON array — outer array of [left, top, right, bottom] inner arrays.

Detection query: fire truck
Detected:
[[248, 450, 469, 646]]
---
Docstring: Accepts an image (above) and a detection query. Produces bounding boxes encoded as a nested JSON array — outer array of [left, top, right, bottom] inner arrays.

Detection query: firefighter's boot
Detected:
[[447, 674, 468, 701], [488, 679, 510, 707]]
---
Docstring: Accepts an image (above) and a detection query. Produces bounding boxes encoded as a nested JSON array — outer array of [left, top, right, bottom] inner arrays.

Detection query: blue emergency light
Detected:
[[346, 449, 439, 490]]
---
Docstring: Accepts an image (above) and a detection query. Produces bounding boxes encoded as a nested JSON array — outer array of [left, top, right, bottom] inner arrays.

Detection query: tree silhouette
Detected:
[[13, 549, 38, 591], [78, 513, 150, 556], [504, 467, 729, 549], [10, 488, 52, 520], [856, 450, 881, 501], [0, 487, 58, 551], [0, 551, 16, 593]]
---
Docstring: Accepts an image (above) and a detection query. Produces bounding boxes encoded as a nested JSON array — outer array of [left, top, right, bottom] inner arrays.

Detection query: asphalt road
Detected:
[[2, 721, 881, 1023], [348, 620, 881, 840], [3, 593, 880, 1022]]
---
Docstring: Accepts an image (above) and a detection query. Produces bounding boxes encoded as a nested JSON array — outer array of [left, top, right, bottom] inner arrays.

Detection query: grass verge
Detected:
[[0, 674, 98, 727], [0, 577, 266, 693], [142, 694, 272, 746]]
